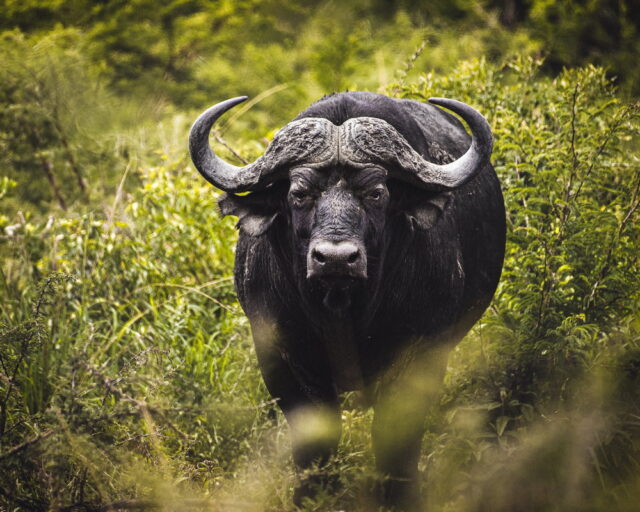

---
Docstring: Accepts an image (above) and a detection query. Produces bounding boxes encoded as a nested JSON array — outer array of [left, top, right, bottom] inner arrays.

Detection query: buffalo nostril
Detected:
[[310, 241, 363, 267], [312, 249, 326, 264], [308, 240, 366, 278]]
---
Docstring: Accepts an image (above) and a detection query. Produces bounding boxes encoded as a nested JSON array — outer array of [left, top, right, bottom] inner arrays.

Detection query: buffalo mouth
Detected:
[[312, 276, 361, 313], [324, 287, 352, 312]]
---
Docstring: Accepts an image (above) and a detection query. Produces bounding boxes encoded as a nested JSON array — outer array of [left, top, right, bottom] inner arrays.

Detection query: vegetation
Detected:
[[1, 2, 639, 511]]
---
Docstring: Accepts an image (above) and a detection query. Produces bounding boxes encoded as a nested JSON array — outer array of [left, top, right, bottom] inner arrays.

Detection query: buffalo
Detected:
[[189, 92, 506, 510]]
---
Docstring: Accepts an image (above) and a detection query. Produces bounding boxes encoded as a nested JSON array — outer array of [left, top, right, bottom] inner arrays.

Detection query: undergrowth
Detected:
[[1, 58, 639, 511]]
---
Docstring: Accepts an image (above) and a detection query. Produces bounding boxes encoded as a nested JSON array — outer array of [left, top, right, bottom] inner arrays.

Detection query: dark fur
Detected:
[[219, 92, 506, 509]]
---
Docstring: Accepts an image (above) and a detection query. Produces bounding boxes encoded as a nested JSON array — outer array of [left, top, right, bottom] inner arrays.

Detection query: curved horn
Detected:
[[426, 97, 493, 187], [189, 96, 258, 192], [189, 97, 338, 193], [340, 98, 492, 190]]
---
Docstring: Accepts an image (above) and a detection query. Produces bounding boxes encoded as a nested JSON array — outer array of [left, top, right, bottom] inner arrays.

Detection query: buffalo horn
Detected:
[[340, 98, 492, 190], [189, 97, 337, 193], [425, 97, 493, 188]]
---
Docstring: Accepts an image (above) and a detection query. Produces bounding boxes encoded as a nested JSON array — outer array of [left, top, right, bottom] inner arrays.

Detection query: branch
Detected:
[[212, 132, 248, 165], [586, 161, 640, 310], [572, 103, 636, 205], [84, 364, 188, 440], [0, 430, 54, 461]]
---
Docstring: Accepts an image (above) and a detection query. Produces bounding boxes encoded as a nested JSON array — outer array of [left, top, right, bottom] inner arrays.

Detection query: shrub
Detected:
[[1, 58, 639, 511]]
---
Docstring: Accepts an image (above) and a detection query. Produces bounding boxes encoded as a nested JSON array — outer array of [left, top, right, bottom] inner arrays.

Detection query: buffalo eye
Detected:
[[289, 189, 312, 208], [364, 186, 386, 203]]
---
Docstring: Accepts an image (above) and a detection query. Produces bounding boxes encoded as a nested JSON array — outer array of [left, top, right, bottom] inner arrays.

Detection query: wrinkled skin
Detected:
[[217, 92, 505, 510]]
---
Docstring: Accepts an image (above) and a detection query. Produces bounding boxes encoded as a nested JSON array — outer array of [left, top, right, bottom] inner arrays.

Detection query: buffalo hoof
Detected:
[[372, 476, 422, 512], [292, 471, 339, 509]]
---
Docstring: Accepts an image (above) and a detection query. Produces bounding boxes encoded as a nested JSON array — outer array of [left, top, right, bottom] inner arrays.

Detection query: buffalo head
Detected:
[[189, 96, 492, 311]]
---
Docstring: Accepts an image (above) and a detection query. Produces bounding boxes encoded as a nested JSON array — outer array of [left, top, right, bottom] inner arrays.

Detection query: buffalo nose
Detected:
[[312, 241, 360, 265], [308, 240, 366, 278]]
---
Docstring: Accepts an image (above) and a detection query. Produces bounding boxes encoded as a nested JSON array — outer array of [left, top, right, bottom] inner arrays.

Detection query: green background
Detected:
[[1, 2, 639, 510]]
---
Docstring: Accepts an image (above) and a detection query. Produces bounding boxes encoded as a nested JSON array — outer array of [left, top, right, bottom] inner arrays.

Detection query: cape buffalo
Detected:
[[189, 92, 505, 510]]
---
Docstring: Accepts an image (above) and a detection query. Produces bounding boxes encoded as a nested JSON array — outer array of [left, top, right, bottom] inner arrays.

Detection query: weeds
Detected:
[[1, 58, 639, 511]]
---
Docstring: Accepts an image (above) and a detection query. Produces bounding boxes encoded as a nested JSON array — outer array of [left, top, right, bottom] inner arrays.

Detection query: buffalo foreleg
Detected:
[[251, 318, 341, 506]]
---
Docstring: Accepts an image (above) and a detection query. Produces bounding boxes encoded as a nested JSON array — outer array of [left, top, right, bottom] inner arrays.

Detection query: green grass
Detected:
[[1, 57, 639, 511]]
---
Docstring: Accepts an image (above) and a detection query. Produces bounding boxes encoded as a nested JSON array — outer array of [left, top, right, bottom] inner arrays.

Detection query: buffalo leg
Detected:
[[371, 344, 450, 511], [251, 319, 341, 506], [286, 401, 341, 506]]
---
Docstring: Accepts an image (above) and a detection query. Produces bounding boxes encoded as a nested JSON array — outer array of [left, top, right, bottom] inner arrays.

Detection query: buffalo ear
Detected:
[[219, 190, 280, 237], [405, 191, 452, 230]]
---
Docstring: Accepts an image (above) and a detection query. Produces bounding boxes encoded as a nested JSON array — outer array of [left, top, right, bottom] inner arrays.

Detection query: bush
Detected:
[[1, 58, 639, 511]]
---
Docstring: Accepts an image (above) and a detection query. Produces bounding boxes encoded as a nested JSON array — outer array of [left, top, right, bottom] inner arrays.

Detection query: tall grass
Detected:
[[1, 58, 639, 511]]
